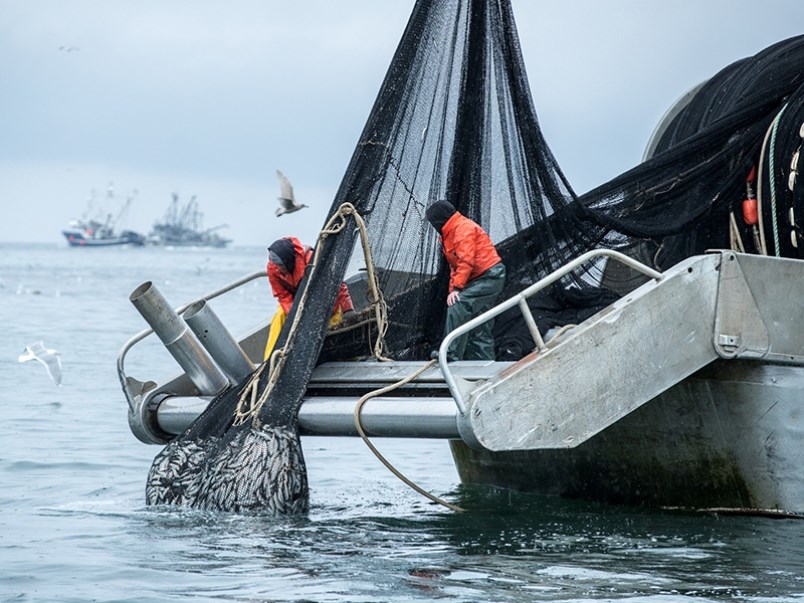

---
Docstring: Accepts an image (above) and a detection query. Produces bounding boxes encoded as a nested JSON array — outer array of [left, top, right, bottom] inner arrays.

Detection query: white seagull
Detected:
[[275, 170, 308, 217], [19, 341, 63, 386]]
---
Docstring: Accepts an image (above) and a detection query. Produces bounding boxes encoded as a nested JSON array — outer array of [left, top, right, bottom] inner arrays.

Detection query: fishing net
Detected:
[[146, 0, 804, 512], [320, 11, 804, 361]]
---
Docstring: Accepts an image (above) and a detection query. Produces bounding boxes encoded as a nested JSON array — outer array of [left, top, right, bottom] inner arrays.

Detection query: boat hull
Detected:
[[450, 359, 804, 515], [146, 236, 230, 248], [63, 229, 146, 247]]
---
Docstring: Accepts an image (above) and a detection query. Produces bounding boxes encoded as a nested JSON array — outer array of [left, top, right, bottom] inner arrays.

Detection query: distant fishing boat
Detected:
[[62, 185, 146, 247], [148, 193, 231, 248]]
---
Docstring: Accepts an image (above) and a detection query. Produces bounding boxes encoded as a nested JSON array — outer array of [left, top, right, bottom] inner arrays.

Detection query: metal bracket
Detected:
[[713, 252, 770, 359], [126, 378, 173, 445]]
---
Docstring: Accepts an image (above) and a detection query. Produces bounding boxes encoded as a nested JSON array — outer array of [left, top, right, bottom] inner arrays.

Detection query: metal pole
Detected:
[[183, 299, 255, 384], [518, 297, 546, 351], [154, 395, 460, 439], [129, 281, 229, 396]]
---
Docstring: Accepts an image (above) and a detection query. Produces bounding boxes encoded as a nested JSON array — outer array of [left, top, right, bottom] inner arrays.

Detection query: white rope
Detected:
[[729, 211, 746, 253]]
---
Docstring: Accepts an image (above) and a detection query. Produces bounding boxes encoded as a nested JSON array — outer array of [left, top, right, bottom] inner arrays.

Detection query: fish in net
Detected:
[[146, 0, 804, 513]]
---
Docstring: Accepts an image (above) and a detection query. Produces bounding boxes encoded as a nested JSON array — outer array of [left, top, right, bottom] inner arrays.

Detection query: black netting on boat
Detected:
[[321, 0, 601, 362], [146, 0, 804, 512], [320, 7, 804, 362]]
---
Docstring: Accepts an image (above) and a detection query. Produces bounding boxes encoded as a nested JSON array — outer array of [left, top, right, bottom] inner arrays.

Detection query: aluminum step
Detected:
[[458, 251, 804, 452]]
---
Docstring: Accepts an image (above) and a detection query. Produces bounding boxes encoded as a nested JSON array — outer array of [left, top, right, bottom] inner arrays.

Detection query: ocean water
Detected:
[[1, 242, 803, 602]]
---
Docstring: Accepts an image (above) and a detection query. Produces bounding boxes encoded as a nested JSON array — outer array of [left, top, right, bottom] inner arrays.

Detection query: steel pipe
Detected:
[[129, 281, 229, 396], [183, 299, 255, 384], [154, 394, 460, 439]]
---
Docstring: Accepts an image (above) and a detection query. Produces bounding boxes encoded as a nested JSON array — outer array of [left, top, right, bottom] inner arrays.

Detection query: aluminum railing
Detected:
[[437, 249, 663, 415]]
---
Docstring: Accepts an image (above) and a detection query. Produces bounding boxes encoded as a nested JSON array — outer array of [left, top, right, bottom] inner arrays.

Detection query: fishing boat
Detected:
[[118, 246, 804, 517], [147, 193, 231, 248], [117, 2, 804, 516], [63, 220, 146, 247], [62, 186, 146, 247]]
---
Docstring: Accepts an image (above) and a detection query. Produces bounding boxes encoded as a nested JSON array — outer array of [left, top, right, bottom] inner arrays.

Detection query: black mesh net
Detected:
[[146, 0, 804, 512], [321, 6, 804, 362]]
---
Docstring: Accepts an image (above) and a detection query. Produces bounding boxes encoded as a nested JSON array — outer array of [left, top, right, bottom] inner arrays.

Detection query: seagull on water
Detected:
[[18, 341, 62, 386], [275, 170, 308, 217]]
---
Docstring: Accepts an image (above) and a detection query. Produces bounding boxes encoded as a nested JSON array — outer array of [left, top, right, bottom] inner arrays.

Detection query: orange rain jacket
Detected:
[[439, 212, 502, 293], [267, 236, 354, 315]]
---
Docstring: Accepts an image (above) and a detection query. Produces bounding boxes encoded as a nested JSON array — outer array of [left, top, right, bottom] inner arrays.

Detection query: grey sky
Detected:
[[2, 1, 803, 246]]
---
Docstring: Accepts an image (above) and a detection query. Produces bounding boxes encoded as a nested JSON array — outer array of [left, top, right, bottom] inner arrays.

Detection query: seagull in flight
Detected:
[[275, 170, 308, 217], [19, 341, 63, 386]]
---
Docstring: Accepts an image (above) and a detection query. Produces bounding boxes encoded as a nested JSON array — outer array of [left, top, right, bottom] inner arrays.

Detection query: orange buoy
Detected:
[[742, 198, 759, 225]]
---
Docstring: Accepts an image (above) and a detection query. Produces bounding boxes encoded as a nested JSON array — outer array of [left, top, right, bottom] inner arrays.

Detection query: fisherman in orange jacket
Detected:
[[264, 236, 355, 359], [426, 200, 506, 361]]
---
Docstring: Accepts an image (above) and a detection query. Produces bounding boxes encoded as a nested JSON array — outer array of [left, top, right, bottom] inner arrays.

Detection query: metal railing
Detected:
[[437, 249, 663, 415]]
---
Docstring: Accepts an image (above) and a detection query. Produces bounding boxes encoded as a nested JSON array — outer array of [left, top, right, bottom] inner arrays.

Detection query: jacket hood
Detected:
[[268, 237, 298, 274], [425, 200, 457, 233]]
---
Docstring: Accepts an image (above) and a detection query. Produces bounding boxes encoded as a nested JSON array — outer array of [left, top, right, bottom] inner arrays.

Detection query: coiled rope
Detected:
[[333, 203, 392, 362], [756, 109, 780, 257]]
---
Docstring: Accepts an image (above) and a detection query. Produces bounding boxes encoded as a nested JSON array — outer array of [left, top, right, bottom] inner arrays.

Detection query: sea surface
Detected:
[[1, 242, 803, 602]]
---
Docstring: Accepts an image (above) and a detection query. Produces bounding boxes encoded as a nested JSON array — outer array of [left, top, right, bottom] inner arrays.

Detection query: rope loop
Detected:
[[353, 359, 465, 513]]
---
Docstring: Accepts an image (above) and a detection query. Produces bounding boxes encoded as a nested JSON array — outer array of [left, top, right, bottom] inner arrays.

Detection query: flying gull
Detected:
[[275, 170, 308, 216], [19, 341, 63, 386]]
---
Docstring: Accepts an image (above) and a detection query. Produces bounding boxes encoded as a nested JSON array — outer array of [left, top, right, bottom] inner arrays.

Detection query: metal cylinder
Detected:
[[129, 281, 229, 396], [153, 394, 460, 439], [183, 299, 255, 384]]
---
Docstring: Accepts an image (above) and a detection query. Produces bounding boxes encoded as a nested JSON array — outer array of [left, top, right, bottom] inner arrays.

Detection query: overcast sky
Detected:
[[2, 1, 803, 246]]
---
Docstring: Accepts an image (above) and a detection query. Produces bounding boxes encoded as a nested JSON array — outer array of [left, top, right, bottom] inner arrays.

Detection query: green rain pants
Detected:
[[444, 263, 506, 361]]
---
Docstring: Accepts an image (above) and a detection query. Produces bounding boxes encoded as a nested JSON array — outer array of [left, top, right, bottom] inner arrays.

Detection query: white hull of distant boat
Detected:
[[63, 226, 146, 247]]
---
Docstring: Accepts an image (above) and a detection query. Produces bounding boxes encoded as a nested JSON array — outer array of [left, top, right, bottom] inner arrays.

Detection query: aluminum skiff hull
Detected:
[[450, 359, 804, 515]]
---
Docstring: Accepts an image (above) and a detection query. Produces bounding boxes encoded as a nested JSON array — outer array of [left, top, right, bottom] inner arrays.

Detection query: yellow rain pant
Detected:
[[263, 306, 344, 361], [263, 307, 287, 361]]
